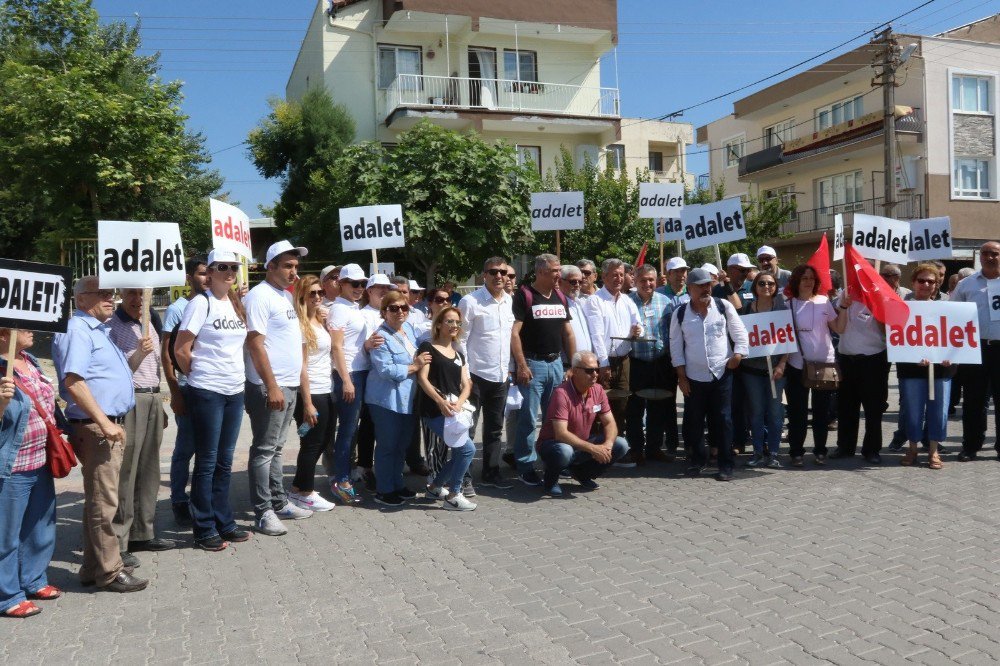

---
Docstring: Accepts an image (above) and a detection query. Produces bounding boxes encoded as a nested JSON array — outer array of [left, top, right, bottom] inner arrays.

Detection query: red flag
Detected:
[[635, 242, 648, 269], [806, 235, 834, 296], [844, 244, 910, 327]]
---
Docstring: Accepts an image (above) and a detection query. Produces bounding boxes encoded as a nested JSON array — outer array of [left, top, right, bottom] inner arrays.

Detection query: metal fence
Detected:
[[780, 194, 923, 235]]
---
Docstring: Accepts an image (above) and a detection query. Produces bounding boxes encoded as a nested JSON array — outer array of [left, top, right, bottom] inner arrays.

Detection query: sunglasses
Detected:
[[213, 263, 241, 272], [880, 273, 899, 279], [431, 296, 449, 304], [345, 280, 366, 289], [486, 268, 506, 277], [915, 277, 936, 285], [563, 279, 582, 286], [575, 366, 600, 374], [580, 270, 593, 276], [82, 290, 117, 299], [758, 281, 776, 288], [443, 319, 462, 327], [308, 289, 324, 296], [507, 273, 516, 278], [386, 304, 410, 313]]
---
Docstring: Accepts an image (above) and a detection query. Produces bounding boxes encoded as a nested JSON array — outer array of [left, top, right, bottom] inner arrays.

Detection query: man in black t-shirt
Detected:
[[510, 253, 576, 485]]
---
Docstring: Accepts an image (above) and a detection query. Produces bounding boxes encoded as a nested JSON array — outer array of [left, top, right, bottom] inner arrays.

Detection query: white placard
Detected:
[[639, 182, 684, 219], [681, 197, 747, 251], [98, 220, 185, 288], [741, 310, 798, 359], [209, 198, 253, 260], [908, 216, 953, 261], [850, 213, 910, 264], [0, 259, 72, 333], [339, 204, 405, 252], [988, 279, 1000, 322], [886, 301, 981, 364], [530, 191, 585, 231], [654, 217, 684, 243], [369, 262, 395, 277], [833, 214, 845, 261]]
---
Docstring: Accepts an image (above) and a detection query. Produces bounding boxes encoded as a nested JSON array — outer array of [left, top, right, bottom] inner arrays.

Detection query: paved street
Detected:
[[2, 377, 999, 665]]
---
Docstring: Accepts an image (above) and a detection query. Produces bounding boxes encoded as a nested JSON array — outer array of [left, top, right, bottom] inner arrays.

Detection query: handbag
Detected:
[[789, 298, 840, 391], [13, 374, 77, 478]]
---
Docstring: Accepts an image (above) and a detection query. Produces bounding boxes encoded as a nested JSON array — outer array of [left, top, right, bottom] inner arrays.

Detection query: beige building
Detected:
[[611, 119, 695, 188], [698, 15, 1000, 267]]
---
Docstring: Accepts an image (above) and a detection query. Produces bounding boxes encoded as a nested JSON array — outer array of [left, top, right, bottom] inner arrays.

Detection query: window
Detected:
[[763, 119, 794, 149], [516, 145, 541, 175], [607, 144, 625, 171], [815, 95, 864, 131], [953, 158, 992, 198], [648, 151, 663, 172], [503, 50, 539, 93], [817, 170, 864, 213], [952, 75, 992, 113], [723, 135, 745, 168], [378, 45, 421, 90], [762, 185, 798, 221]]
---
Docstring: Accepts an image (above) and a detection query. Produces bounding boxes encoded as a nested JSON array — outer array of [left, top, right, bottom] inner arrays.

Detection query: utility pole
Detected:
[[872, 27, 900, 217]]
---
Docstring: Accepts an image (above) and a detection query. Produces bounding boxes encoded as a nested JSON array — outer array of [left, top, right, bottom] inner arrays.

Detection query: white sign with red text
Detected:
[[210, 198, 253, 260], [886, 301, 981, 364], [741, 310, 798, 358]]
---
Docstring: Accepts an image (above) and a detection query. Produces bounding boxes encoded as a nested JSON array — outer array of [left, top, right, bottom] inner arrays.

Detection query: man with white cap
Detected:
[[319, 265, 340, 307], [244, 240, 313, 535], [407, 279, 427, 314], [655, 256, 689, 459], [756, 246, 791, 290], [725, 253, 756, 308], [657, 257, 690, 308]]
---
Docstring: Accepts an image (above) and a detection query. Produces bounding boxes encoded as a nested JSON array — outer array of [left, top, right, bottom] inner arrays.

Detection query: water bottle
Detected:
[[297, 413, 317, 438]]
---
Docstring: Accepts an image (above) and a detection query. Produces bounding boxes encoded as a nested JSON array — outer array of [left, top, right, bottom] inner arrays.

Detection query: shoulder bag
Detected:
[[789, 298, 840, 391], [13, 374, 77, 478]]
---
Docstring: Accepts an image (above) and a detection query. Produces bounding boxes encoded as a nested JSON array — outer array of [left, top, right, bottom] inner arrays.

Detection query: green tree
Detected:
[[247, 87, 355, 227], [0, 0, 222, 260]]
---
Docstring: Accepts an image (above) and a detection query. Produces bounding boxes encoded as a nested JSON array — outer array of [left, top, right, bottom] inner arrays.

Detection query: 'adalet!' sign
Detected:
[[339, 204, 405, 253], [0, 259, 72, 334], [98, 220, 186, 288], [886, 301, 981, 365]]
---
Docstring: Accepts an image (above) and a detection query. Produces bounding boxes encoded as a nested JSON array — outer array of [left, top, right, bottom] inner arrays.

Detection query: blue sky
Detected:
[[92, 0, 1000, 216]]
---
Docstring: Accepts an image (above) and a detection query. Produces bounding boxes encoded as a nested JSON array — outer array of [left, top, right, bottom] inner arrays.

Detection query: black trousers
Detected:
[[836, 351, 889, 456], [682, 372, 735, 474], [960, 343, 1000, 453], [785, 365, 834, 458], [471, 374, 507, 478], [292, 392, 336, 492]]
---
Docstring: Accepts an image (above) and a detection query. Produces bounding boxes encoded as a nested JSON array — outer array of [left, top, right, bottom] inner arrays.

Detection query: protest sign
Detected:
[[98, 220, 186, 289], [988, 279, 1000, 322], [908, 216, 953, 261], [886, 301, 981, 364], [0, 259, 72, 334], [833, 214, 846, 261], [850, 213, 910, 264], [639, 182, 684, 219], [741, 310, 798, 359], [339, 204, 405, 253], [210, 198, 253, 259], [654, 217, 684, 243], [530, 192, 585, 231], [680, 197, 746, 251]]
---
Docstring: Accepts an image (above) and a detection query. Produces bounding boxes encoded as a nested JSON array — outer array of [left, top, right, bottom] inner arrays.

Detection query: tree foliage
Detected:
[[0, 0, 223, 260]]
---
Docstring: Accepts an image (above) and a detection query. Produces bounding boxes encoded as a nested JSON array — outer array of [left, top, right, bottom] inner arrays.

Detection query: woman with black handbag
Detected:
[[0, 328, 63, 618], [785, 265, 848, 467]]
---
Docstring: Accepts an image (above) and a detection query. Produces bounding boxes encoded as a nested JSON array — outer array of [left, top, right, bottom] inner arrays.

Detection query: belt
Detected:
[[984, 339, 1000, 346], [69, 415, 127, 425], [134, 387, 160, 394], [526, 352, 560, 362]]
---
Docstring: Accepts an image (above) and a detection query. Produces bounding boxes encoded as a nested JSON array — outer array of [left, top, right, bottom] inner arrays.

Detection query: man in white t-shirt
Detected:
[[244, 240, 312, 536]]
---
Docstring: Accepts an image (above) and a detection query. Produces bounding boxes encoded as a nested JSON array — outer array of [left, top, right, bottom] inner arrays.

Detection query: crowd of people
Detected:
[[0, 238, 997, 615]]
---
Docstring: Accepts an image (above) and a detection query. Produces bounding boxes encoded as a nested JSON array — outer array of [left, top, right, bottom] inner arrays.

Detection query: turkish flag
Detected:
[[806, 235, 834, 296], [635, 242, 648, 269], [844, 243, 910, 327]]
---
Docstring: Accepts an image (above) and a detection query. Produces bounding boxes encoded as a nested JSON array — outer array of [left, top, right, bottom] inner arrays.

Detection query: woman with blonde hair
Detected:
[[288, 276, 337, 511]]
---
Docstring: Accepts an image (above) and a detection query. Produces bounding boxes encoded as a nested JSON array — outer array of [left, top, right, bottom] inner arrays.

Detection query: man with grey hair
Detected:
[[585, 258, 643, 445], [511, 254, 576, 485], [53, 277, 147, 591], [559, 265, 593, 368], [575, 259, 598, 299], [878, 263, 910, 298]]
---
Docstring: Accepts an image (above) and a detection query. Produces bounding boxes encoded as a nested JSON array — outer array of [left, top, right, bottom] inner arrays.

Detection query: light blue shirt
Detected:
[[951, 271, 1000, 341], [53, 310, 135, 419], [163, 296, 189, 333], [365, 322, 419, 414]]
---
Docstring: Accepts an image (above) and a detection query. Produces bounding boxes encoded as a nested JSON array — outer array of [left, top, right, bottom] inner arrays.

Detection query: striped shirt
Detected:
[[107, 307, 162, 389]]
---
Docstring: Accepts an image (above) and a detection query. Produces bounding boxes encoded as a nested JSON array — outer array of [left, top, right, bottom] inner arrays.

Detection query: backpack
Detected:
[[167, 291, 210, 374], [520, 284, 568, 311], [673, 297, 733, 356]]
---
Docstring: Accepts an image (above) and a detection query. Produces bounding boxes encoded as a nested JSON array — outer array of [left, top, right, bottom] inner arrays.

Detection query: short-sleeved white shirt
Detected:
[[788, 297, 837, 369], [326, 297, 370, 373], [305, 320, 333, 394], [180, 293, 247, 395], [242, 282, 303, 387]]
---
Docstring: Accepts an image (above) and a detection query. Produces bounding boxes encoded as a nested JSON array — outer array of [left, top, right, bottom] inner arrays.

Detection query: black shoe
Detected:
[[863, 453, 882, 465], [195, 535, 229, 552], [221, 528, 251, 543], [375, 492, 404, 507], [120, 551, 140, 569], [396, 488, 417, 501], [684, 466, 703, 478], [129, 538, 176, 552], [362, 468, 377, 492], [81, 566, 134, 587], [102, 570, 149, 593], [828, 449, 853, 460], [502, 451, 517, 469], [408, 462, 431, 477], [938, 444, 949, 454], [715, 470, 734, 482], [172, 502, 192, 527], [958, 451, 978, 462], [480, 471, 512, 490], [518, 470, 542, 486]]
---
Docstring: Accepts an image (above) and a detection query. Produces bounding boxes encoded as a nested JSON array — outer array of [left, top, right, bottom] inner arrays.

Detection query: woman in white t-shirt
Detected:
[[785, 264, 848, 467], [174, 250, 251, 551], [288, 276, 336, 512]]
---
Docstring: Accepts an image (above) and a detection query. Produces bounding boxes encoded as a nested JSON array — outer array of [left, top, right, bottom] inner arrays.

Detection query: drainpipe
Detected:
[[445, 16, 450, 79], [514, 22, 521, 112]]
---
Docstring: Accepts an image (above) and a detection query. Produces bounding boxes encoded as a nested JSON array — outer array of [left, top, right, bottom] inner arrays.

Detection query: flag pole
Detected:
[[713, 244, 723, 271], [4, 331, 17, 379], [928, 363, 935, 402], [765, 355, 776, 399], [556, 230, 561, 263]]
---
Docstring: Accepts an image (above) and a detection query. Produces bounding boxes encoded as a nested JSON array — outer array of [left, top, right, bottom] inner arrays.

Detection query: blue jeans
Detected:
[[900, 377, 951, 443], [325, 371, 367, 483], [742, 372, 786, 456], [188, 387, 244, 541], [370, 404, 415, 494], [515, 358, 564, 473], [425, 416, 475, 494], [169, 385, 195, 505], [538, 435, 629, 489], [0, 467, 55, 612]]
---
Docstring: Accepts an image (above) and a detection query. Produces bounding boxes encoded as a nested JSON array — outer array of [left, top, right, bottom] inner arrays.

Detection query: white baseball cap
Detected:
[[366, 273, 392, 289], [265, 240, 308, 266], [320, 265, 340, 281], [700, 263, 720, 276], [756, 245, 777, 259], [338, 263, 366, 282], [727, 253, 755, 269], [408, 279, 424, 291], [665, 257, 689, 271], [207, 249, 240, 266]]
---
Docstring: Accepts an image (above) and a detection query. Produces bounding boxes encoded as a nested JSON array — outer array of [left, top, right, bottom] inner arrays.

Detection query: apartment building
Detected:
[[698, 15, 1000, 266], [610, 119, 695, 188]]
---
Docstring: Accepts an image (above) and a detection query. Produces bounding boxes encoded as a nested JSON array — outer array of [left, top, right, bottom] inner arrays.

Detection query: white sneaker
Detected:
[[425, 484, 448, 500], [289, 491, 335, 512], [443, 494, 477, 511], [256, 510, 287, 536], [275, 501, 313, 520]]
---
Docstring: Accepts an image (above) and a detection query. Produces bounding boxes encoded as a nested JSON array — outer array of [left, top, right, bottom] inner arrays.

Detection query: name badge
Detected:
[[453, 357, 463, 366], [592, 404, 601, 413]]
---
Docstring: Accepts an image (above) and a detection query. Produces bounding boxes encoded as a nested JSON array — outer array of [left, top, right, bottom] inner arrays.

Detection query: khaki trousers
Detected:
[[114, 392, 164, 550], [71, 422, 125, 586]]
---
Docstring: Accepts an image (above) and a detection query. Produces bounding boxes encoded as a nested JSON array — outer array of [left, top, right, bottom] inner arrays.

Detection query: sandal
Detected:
[[900, 448, 918, 466], [4, 600, 41, 618], [928, 453, 943, 470], [29, 585, 62, 600]]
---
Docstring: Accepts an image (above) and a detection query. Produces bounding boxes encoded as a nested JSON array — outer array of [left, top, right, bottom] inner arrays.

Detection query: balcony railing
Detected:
[[779, 194, 923, 235], [383, 74, 620, 122]]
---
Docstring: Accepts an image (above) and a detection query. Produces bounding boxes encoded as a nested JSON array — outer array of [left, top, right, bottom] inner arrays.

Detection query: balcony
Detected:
[[382, 74, 620, 128], [779, 194, 924, 235]]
